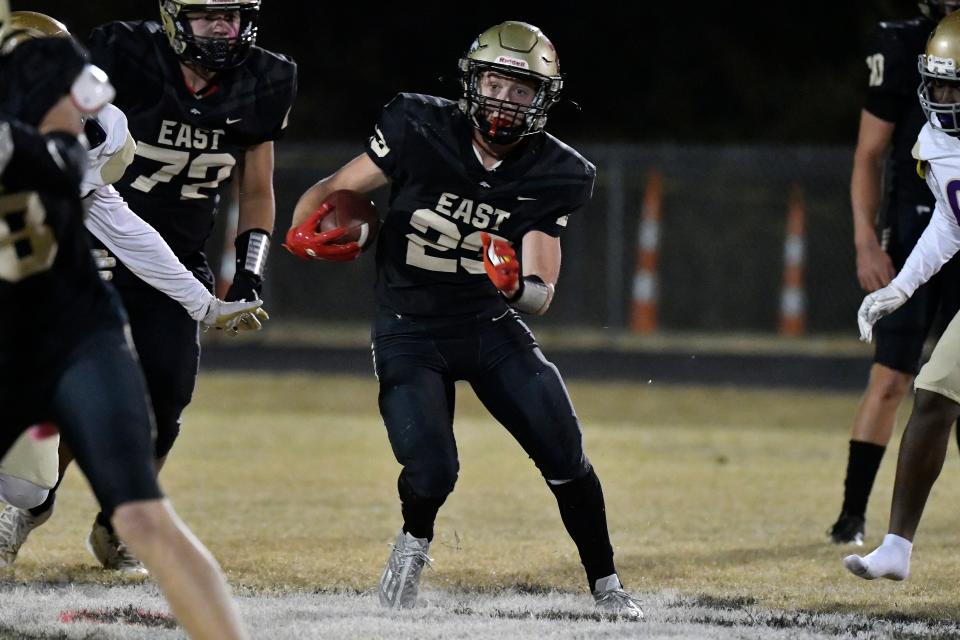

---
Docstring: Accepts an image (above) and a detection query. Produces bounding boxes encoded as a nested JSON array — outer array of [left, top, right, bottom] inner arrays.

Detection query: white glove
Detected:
[[91, 248, 116, 281], [201, 297, 268, 336], [857, 284, 909, 343]]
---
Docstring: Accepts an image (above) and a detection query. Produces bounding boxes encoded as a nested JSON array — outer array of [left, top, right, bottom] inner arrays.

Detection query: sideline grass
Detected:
[[6, 373, 960, 624]]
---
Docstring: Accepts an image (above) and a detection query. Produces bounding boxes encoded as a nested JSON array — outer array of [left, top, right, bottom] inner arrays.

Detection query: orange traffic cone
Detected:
[[630, 169, 663, 334], [779, 184, 806, 337]]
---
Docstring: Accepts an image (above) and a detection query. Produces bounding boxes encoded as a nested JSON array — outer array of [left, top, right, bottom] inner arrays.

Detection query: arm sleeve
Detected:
[[83, 185, 215, 321], [0, 120, 85, 197], [364, 94, 407, 180], [890, 200, 960, 296]]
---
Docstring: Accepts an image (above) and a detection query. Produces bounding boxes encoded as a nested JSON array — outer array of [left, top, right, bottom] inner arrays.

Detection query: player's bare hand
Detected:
[[856, 240, 895, 292]]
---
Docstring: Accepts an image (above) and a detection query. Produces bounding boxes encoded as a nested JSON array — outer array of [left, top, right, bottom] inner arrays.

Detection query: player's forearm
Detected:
[[84, 188, 214, 320], [292, 179, 337, 228], [850, 149, 885, 248], [515, 231, 560, 315], [891, 205, 960, 297], [237, 189, 275, 237]]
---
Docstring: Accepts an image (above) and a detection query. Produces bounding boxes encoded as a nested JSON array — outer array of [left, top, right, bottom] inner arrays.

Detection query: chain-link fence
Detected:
[[214, 143, 862, 333]]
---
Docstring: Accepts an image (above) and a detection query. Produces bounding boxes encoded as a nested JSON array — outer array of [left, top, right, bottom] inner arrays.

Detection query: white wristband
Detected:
[[508, 276, 553, 314]]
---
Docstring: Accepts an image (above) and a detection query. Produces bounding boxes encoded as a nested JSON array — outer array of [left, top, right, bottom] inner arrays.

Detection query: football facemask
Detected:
[[458, 21, 563, 145], [159, 0, 260, 71], [919, 12, 960, 134]]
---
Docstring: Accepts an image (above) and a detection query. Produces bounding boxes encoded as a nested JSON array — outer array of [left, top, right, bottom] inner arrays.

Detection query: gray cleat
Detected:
[[87, 519, 148, 575], [378, 530, 432, 609], [0, 504, 52, 567], [593, 574, 643, 619]]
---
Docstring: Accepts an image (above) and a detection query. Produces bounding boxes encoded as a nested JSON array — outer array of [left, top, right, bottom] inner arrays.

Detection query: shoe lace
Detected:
[[389, 542, 433, 572], [596, 588, 643, 612], [0, 509, 30, 552]]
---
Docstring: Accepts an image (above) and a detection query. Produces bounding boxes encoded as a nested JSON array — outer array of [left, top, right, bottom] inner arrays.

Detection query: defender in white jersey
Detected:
[[0, 12, 262, 565], [846, 11, 960, 581]]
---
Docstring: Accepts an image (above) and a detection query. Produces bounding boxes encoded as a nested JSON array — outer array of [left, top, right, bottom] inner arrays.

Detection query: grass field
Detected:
[[5, 372, 960, 638]]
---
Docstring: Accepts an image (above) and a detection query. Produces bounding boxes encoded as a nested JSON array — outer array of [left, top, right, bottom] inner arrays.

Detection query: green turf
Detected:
[[10, 373, 960, 621]]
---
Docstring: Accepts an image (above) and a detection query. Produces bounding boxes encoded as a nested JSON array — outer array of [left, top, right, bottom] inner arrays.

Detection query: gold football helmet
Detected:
[[919, 11, 960, 134], [458, 21, 563, 144], [159, 0, 260, 71], [0, 11, 69, 55], [0, 0, 8, 37]]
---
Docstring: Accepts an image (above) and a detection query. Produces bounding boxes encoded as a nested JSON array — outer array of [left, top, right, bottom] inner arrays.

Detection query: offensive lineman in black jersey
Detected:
[[288, 21, 642, 618], [0, 0, 297, 574], [829, 0, 960, 546], [0, 22, 249, 639]]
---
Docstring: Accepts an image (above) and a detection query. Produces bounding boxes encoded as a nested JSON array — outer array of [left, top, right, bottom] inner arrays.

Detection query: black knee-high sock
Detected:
[[547, 467, 616, 591], [841, 440, 886, 517], [398, 474, 447, 542]]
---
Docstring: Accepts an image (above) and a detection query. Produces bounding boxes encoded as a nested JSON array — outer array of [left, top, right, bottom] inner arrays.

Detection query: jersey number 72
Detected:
[[129, 143, 236, 200]]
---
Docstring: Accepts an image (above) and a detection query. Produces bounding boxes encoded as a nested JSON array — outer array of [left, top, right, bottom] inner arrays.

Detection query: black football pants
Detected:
[[372, 307, 591, 501], [2, 327, 162, 514]]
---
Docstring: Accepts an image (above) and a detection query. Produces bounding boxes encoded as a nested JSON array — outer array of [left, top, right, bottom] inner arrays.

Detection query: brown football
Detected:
[[316, 189, 380, 251]]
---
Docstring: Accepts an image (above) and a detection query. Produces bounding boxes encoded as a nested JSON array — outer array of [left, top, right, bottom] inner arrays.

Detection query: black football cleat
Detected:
[[828, 512, 865, 546]]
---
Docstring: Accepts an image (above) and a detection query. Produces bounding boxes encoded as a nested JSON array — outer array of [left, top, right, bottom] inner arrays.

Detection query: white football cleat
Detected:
[[379, 530, 431, 609], [87, 519, 148, 575], [593, 574, 643, 619], [0, 504, 52, 567]]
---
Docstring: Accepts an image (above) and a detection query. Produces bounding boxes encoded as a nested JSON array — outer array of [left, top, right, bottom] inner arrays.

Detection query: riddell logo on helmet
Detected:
[[496, 55, 529, 69], [928, 55, 956, 74]]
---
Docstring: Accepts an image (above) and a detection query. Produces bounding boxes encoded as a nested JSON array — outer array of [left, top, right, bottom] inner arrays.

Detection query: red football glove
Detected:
[[283, 202, 361, 262], [480, 232, 520, 296]]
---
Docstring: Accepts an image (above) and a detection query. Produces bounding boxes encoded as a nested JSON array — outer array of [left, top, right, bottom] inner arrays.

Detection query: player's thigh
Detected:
[[915, 310, 960, 405], [470, 316, 587, 480], [121, 286, 200, 424], [0, 429, 60, 490], [373, 312, 458, 486], [50, 329, 161, 514]]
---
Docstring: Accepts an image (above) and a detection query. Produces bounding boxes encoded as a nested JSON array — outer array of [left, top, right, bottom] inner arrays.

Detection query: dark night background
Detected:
[[16, 1, 929, 144]]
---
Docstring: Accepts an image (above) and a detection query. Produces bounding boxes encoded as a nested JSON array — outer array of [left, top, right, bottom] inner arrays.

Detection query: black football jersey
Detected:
[[864, 17, 936, 209], [0, 121, 125, 373], [365, 93, 595, 317], [86, 21, 297, 278]]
